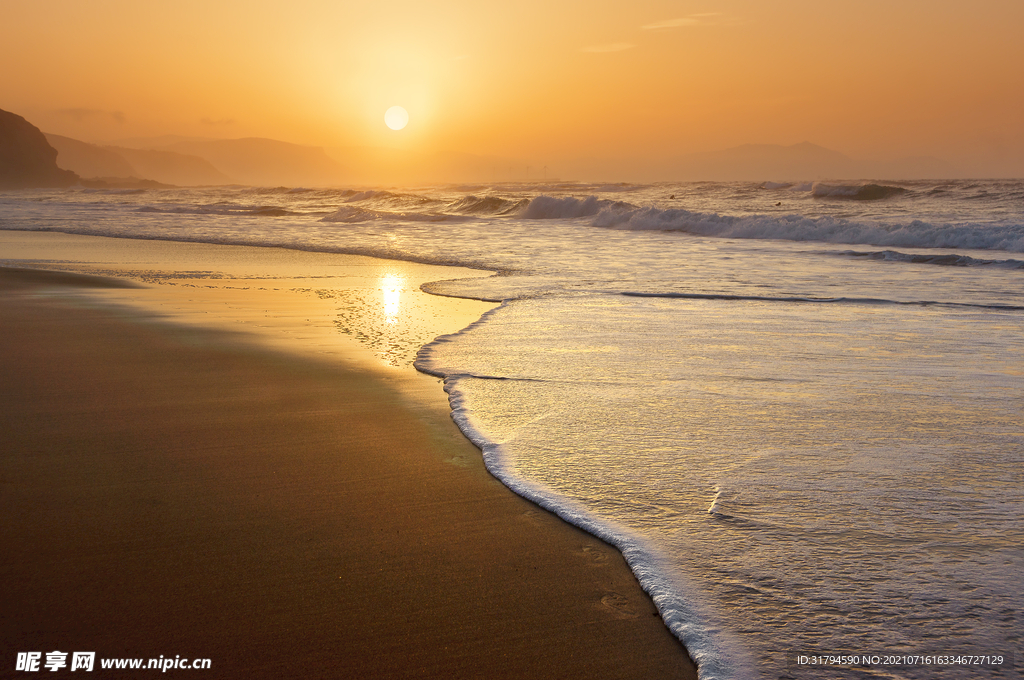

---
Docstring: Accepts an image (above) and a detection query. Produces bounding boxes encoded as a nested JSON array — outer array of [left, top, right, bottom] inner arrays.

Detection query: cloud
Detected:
[[201, 117, 236, 126], [642, 18, 698, 29], [55, 108, 126, 124], [641, 13, 720, 30], [580, 42, 636, 53]]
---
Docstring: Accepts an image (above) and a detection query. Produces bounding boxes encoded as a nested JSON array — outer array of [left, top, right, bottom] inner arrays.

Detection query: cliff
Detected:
[[0, 109, 79, 188]]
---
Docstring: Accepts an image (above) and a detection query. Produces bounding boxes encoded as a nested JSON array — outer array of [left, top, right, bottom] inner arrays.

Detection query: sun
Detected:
[[384, 106, 409, 130]]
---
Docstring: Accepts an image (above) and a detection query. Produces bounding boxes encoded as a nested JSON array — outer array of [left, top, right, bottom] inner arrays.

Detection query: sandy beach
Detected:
[[0, 233, 696, 679]]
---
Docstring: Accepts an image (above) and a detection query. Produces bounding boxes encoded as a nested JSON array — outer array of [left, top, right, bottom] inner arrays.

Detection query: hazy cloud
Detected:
[[580, 42, 636, 53], [201, 117, 236, 126], [55, 108, 126, 124], [642, 13, 720, 30]]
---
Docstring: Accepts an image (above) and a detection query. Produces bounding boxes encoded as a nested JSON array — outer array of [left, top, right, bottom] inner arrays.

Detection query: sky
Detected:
[[2, 0, 1023, 178]]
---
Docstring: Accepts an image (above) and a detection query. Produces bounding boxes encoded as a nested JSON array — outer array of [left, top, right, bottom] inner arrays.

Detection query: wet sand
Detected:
[[0, 239, 697, 679]]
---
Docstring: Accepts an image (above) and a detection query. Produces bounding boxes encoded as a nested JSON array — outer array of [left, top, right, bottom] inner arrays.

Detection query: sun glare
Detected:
[[381, 273, 404, 323], [384, 106, 409, 130]]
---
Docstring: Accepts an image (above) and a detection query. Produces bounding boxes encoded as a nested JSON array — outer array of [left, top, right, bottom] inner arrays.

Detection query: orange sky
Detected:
[[3, 0, 1022, 177]]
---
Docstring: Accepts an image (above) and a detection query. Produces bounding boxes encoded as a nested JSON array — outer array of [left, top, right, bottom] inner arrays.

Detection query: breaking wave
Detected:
[[445, 195, 529, 215], [586, 202, 1024, 252], [343, 189, 444, 210], [520, 195, 637, 219], [320, 189, 1024, 251]]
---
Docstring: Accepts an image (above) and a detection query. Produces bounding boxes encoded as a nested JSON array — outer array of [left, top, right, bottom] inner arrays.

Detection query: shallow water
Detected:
[[3, 179, 1021, 678]]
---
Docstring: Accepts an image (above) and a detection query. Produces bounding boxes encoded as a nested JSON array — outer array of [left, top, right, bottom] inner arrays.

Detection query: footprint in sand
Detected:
[[581, 544, 610, 566], [600, 592, 639, 619]]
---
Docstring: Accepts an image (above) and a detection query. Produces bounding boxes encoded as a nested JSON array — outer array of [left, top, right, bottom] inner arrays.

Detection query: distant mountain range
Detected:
[[157, 138, 347, 187], [666, 142, 954, 181], [678, 141, 861, 180], [43, 132, 519, 187], [45, 134, 232, 186], [0, 104, 976, 188], [324, 146, 520, 186], [36, 132, 978, 187], [560, 142, 956, 182], [45, 134, 344, 187]]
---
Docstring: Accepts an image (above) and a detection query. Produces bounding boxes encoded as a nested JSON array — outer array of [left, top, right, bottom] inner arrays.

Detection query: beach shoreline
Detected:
[[0, 234, 697, 679]]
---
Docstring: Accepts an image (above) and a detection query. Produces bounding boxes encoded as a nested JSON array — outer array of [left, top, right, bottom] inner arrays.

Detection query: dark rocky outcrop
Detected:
[[0, 109, 79, 188]]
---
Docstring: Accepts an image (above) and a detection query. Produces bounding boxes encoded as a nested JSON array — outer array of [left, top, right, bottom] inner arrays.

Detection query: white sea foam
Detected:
[[416, 329, 752, 680], [707, 487, 725, 515]]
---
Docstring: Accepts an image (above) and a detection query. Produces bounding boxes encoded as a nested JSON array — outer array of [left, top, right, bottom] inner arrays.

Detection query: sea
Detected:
[[2, 179, 1022, 679]]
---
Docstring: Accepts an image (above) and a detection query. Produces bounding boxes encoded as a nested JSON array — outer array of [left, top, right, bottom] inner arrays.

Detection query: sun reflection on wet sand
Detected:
[[0, 232, 497, 375], [381, 273, 404, 324]]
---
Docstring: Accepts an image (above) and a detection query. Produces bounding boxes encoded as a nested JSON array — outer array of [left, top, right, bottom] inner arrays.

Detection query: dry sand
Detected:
[[0, 234, 697, 679]]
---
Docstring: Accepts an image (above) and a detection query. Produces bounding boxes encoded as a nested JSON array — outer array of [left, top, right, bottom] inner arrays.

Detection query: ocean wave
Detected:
[[811, 182, 908, 200], [521, 195, 637, 219], [445, 195, 529, 215], [591, 183, 641, 193], [343, 189, 443, 210], [343, 189, 387, 202], [472, 182, 649, 194], [590, 202, 1024, 252], [839, 250, 1024, 269], [135, 204, 302, 217], [759, 181, 907, 198], [319, 205, 466, 223], [255, 187, 358, 198]]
